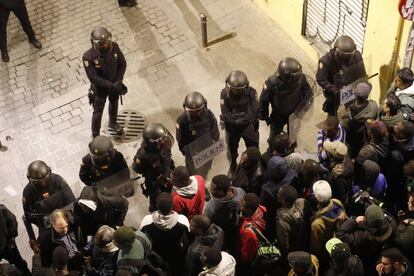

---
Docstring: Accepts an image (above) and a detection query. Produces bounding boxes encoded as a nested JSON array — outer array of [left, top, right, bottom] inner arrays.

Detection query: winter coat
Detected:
[[74, 186, 128, 236], [185, 224, 224, 276], [233, 161, 267, 195], [390, 83, 414, 119], [310, 199, 347, 266], [336, 215, 396, 274], [324, 157, 354, 206], [198, 251, 236, 276], [325, 254, 364, 276], [37, 226, 83, 270], [275, 198, 312, 255], [379, 112, 404, 132], [204, 187, 245, 236], [140, 211, 189, 276], [394, 217, 414, 266], [171, 175, 206, 220], [86, 242, 118, 276], [0, 205, 18, 258], [236, 205, 267, 264], [260, 157, 300, 237]]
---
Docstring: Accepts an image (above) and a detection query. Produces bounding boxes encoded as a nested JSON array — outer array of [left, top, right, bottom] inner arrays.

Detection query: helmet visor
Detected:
[[335, 48, 355, 65], [29, 172, 50, 187], [92, 39, 112, 55], [185, 105, 206, 120], [90, 153, 111, 169]]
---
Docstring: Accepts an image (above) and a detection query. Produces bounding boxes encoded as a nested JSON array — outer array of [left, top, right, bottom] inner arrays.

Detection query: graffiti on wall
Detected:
[[305, 0, 369, 51]]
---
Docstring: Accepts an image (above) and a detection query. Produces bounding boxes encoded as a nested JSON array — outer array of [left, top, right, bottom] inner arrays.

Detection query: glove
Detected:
[[88, 90, 95, 106], [219, 120, 225, 130], [112, 82, 124, 94], [119, 83, 128, 95]]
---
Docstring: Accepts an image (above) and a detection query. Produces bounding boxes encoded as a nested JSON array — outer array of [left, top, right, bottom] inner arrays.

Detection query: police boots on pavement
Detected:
[[316, 35, 366, 117], [133, 123, 175, 212], [118, 0, 137, 7], [176, 92, 220, 178], [220, 70, 259, 177], [22, 160, 75, 231], [259, 57, 312, 141], [0, 0, 42, 62], [83, 26, 128, 138], [0, 204, 31, 276], [79, 135, 128, 186]]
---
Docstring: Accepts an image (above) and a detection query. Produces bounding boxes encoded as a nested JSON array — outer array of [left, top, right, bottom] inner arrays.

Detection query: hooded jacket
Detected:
[[356, 137, 389, 166], [260, 157, 299, 236], [236, 205, 267, 264], [325, 254, 364, 276], [204, 187, 245, 235], [393, 83, 414, 119], [141, 211, 189, 276], [198, 251, 236, 276], [171, 175, 206, 220], [394, 214, 414, 266], [234, 160, 267, 194], [185, 224, 224, 276], [379, 112, 404, 131], [276, 198, 312, 255], [310, 199, 347, 266], [336, 214, 396, 273], [0, 205, 18, 258]]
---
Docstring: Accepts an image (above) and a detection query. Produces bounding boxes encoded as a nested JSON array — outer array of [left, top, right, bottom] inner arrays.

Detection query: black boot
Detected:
[[108, 122, 124, 135], [119, 0, 137, 7], [1, 49, 9, 62], [29, 38, 42, 49]]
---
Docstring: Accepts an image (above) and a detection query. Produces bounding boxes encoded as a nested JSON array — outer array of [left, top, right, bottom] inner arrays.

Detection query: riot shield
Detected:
[[95, 167, 134, 197], [288, 74, 316, 144], [183, 130, 225, 171], [23, 187, 76, 239], [340, 60, 368, 105]]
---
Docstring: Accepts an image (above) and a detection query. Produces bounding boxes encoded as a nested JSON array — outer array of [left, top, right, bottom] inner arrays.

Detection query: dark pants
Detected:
[[323, 91, 340, 117], [0, 2, 35, 53], [268, 115, 289, 142], [1, 243, 31, 276], [225, 124, 259, 165], [92, 94, 119, 136]]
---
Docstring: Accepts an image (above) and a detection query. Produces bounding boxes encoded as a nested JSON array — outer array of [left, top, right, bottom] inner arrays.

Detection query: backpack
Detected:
[[247, 224, 281, 274]]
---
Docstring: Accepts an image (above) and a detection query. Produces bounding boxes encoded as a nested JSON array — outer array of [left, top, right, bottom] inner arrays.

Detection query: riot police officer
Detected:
[[79, 135, 128, 186], [83, 26, 127, 138], [176, 92, 219, 177], [259, 57, 312, 141], [22, 161, 75, 230], [220, 70, 259, 175], [133, 123, 175, 211], [316, 35, 366, 116]]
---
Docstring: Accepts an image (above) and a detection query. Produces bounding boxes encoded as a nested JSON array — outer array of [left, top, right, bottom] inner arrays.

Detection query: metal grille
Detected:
[[303, 0, 369, 53], [106, 109, 147, 142]]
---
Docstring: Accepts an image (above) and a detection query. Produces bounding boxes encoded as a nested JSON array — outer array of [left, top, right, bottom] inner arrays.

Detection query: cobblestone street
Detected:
[[0, 0, 324, 262]]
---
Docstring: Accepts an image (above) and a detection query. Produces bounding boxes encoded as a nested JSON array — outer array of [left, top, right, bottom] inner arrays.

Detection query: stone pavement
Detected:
[[0, 0, 325, 264]]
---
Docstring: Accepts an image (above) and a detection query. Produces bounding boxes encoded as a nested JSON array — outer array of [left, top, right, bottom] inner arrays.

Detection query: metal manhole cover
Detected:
[[105, 109, 147, 143]]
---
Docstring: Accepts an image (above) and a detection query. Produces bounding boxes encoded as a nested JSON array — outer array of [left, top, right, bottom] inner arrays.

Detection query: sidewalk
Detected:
[[0, 0, 324, 262]]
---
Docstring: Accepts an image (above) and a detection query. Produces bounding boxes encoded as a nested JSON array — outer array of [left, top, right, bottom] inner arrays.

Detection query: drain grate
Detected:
[[106, 109, 147, 143]]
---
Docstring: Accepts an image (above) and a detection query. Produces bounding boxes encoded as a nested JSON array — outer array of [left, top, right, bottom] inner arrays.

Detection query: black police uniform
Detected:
[[316, 49, 364, 116], [22, 173, 75, 229], [79, 150, 128, 186], [220, 86, 259, 166], [176, 109, 219, 176], [259, 73, 312, 140], [133, 144, 174, 212], [0, 204, 31, 276], [0, 0, 36, 55], [82, 42, 127, 137]]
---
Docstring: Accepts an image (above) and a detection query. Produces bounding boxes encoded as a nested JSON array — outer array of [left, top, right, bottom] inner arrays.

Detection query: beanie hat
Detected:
[[113, 226, 135, 247], [326, 238, 350, 261], [323, 140, 348, 159], [365, 204, 384, 228], [312, 180, 332, 203], [353, 81, 372, 99], [52, 246, 69, 268], [288, 251, 312, 271]]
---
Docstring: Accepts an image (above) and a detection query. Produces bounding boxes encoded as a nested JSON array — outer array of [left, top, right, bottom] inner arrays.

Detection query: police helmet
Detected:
[[88, 136, 115, 168], [27, 160, 51, 186], [333, 35, 356, 65], [143, 123, 174, 150], [90, 26, 113, 55], [183, 92, 207, 120], [277, 57, 302, 82], [226, 70, 249, 99]]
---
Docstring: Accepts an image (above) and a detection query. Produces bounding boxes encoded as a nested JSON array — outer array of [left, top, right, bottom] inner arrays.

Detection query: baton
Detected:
[[120, 95, 123, 105], [367, 73, 379, 80]]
